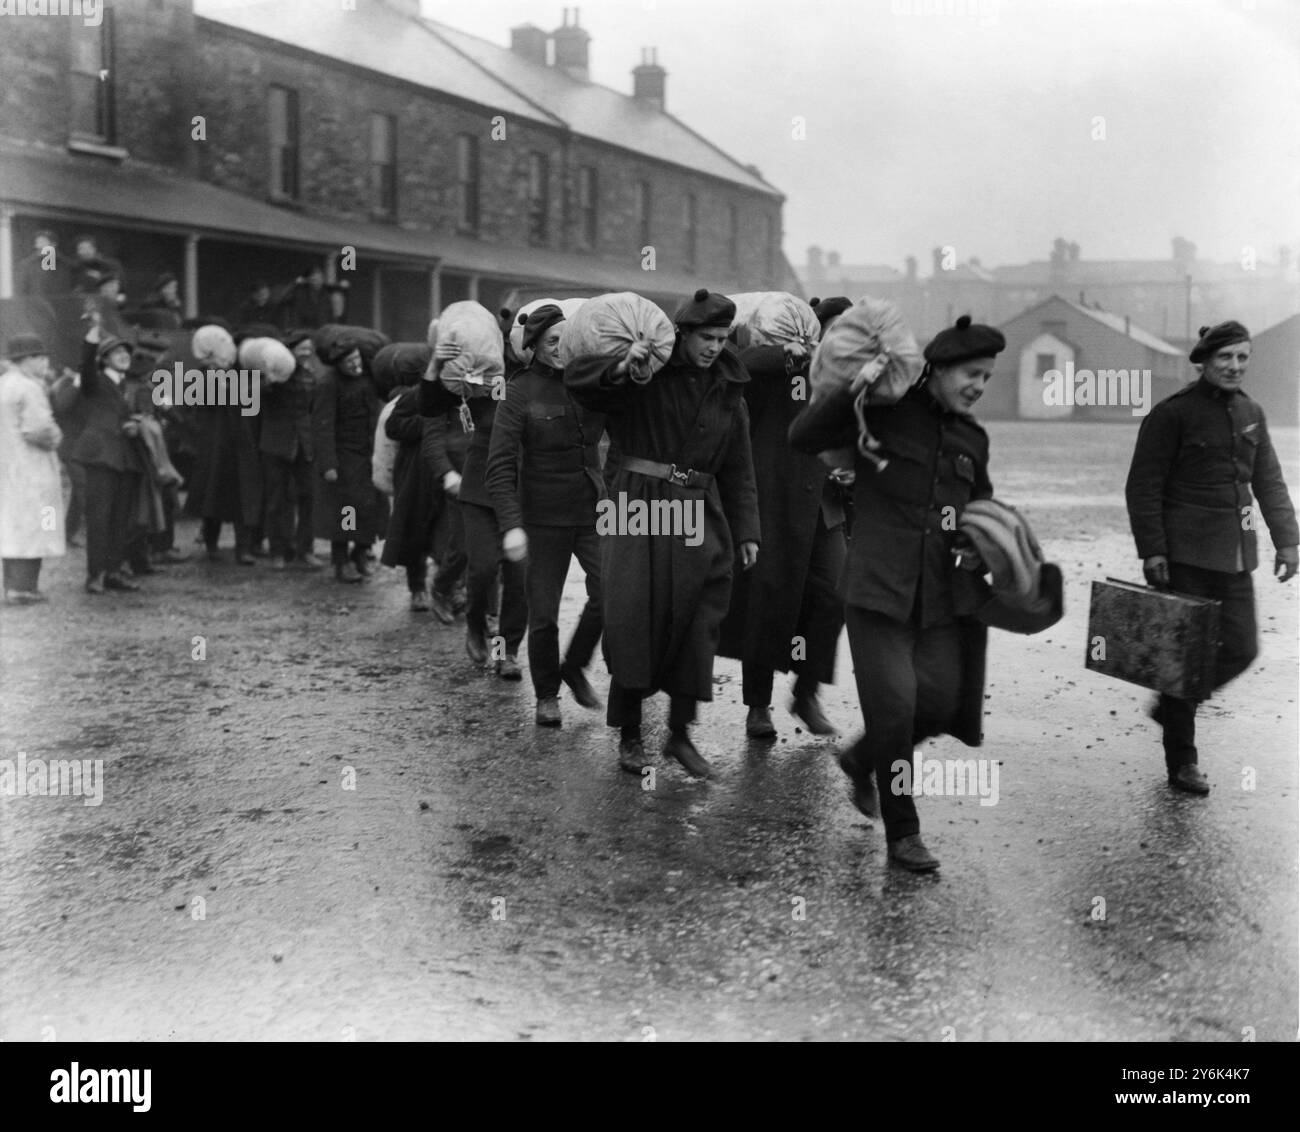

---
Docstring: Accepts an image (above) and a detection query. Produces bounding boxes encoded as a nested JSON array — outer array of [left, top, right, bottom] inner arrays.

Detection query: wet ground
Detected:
[[1, 423, 1296, 1041]]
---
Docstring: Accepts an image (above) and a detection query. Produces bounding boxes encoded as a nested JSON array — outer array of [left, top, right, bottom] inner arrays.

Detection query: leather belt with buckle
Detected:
[[621, 455, 715, 490]]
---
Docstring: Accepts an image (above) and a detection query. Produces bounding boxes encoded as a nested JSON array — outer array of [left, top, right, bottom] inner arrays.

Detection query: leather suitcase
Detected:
[[1085, 578, 1220, 700]]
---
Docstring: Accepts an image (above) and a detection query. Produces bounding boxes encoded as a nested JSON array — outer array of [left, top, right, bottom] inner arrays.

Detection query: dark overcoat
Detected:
[[182, 399, 262, 524], [311, 365, 389, 541], [381, 385, 441, 568], [718, 344, 844, 677], [789, 382, 994, 745], [564, 342, 761, 701]]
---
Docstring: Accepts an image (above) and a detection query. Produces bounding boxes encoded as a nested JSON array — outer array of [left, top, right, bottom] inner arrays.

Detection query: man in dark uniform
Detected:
[[565, 288, 761, 779], [486, 304, 608, 727], [261, 329, 320, 570], [1125, 320, 1298, 794], [720, 296, 851, 739], [790, 315, 1005, 872]]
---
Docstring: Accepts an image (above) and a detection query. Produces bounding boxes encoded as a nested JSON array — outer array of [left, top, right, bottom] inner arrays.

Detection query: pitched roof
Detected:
[[0, 140, 736, 297], [194, 0, 779, 197], [1002, 294, 1184, 357]]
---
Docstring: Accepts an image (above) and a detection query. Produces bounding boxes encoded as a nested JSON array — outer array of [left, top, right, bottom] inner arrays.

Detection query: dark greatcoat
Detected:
[[789, 381, 996, 746], [718, 344, 846, 678], [564, 342, 761, 701], [311, 365, 389, 541], [182, 397, 263, 525], [380, 385, 441, 568]]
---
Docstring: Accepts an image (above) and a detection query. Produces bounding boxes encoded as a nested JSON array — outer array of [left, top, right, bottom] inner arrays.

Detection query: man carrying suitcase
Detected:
[[1125, 320, 1298, 795]]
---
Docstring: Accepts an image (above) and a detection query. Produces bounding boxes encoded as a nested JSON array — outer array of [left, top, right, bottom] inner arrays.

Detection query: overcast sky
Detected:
[[426, 0, 1299, 271]]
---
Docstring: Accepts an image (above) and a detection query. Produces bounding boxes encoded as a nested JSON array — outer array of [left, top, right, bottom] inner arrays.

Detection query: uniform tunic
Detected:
[[790, 380, 994, 839], [565, 343, 761, 702], [1126, 377, 1298, 767]]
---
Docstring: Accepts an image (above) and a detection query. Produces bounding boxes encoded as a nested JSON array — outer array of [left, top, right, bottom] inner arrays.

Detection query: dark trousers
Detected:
[[432, 496, 468, 597], [263, 452, 315, 558], [607, 680, 697, 733], [462, 501, 526, 652], [63, 459, 85, 541], [842, 605, 963, 841], [204, 518, 252, 556], [149, 482, 180, 554], [742, 514, 846, 706], [525, 524, 603, 698], [330, 538, 372, 565], [1158, 563, 1259, 769], [82, 465, 134, 579], [3, 558, 41, 592]]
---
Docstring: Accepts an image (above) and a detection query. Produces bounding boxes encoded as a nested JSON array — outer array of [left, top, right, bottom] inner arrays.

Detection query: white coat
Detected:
[[0, 366, 65, 559]]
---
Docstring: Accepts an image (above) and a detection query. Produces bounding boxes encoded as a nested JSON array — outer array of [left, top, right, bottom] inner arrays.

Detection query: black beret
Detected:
[[924, 314, 1006, 366], [522, 303, 565, 351], [1189, 320, 1250, 363], [810, 295, 852, 330], [674, 287, 736, 330]]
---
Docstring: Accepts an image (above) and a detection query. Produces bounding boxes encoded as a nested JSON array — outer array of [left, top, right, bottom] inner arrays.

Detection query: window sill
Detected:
[[67, 139, 129, 160]]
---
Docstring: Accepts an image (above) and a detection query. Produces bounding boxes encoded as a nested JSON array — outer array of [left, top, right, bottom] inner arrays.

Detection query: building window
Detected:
[[527, 152, 550, 244], [457, 134, 480, 233], [728, 204, 740, 271], [684, 194, 698, 270], [369, 113, 397, 218], [577, 166, 598, 249], [69, 11, 115, 143], [635, 181, 652, 249], [1036, 352, 1056, 375], [268, 85, 300, 201]]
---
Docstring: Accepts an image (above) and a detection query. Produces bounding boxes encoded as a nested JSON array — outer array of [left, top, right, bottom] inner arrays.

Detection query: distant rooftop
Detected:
[[194, 0, 781, 197]]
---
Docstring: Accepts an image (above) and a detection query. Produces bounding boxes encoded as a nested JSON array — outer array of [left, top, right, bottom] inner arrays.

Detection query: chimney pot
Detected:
[[632, 45, 667, 111]]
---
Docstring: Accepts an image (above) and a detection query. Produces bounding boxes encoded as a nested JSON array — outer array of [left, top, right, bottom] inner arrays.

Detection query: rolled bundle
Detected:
[[957, 498, 1043, 599], [809, 297, 924, 470], [237, 336, 296, 384], [558, 291, 674, 384], [314, 323, 391, 370], [730, 291, 820, 349], [190, 324, 237, 369], [372, 342, 434, 398], [429, 301, 505, 398]]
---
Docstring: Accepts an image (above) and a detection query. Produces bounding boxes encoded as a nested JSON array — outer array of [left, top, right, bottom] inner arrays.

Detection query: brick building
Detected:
[[0, 0, 788, 356]]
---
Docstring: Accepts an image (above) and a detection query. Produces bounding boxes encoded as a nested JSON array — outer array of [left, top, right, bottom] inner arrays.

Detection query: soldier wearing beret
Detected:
[[565, 288, 761, 778], [486, 304, 608, 727], [1125, 320, 1298, 794], [790, 315, 1005, 872]]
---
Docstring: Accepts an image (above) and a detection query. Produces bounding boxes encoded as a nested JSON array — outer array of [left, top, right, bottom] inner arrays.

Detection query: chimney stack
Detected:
[[553, 8, 591, 81], [382, 0, 422, 18], [632, 47, 667, 111], [510, 23, 548, 67]]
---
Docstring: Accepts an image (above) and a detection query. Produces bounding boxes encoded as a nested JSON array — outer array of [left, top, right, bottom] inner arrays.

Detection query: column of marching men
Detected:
[[1, 292, 1296, 873]]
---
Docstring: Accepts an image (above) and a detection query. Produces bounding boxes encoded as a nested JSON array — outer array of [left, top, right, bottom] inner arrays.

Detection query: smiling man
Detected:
[[1125, 319, 1299, 795], [789, 314, 1005, 872]]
